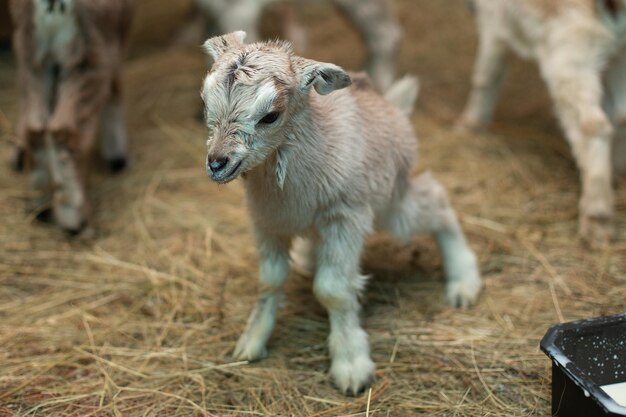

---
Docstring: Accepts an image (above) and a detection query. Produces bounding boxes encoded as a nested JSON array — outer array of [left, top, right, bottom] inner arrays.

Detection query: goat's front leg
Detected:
[[314, 214, 375, 395], [457, 12, 508, 132], [234, 232, 290, 361], [14, 67, 52, 172], [49, 67, 109, 149], [540, 51, 614, 248], [22, 68, 56, 217], [51, 115, 99, 235], [45, 68, 110, 234]]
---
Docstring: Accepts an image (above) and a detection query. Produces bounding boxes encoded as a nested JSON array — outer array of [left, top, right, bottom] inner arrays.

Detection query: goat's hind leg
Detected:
[[385, 172, 481, 308], [234, 232, 290, 361]]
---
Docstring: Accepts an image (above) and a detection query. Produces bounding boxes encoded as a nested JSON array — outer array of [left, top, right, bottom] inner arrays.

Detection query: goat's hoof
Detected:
[[580, 214, 614, 250], [233, 335, 268, 362], [11, 147, 26, 172], [330, 355, 375, 396], [63, 220, 92, 238], [35, 207, 54, 223], [446, 274, 482, 309], [106, 156, 128, 174], [445, 249, 482, 308]]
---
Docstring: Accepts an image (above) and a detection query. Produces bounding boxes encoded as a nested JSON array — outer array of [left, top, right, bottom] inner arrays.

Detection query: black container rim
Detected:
[[540, 312, 626, 415]]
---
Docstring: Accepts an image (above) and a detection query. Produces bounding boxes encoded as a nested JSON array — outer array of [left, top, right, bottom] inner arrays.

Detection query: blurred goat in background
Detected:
[[10, 0, 133, 235], [179, 0, 401, 91], [458, 0, 626, 248]]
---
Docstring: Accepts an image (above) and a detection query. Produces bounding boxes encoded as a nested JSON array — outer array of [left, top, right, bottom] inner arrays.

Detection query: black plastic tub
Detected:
[[540, 313, 626, 417]]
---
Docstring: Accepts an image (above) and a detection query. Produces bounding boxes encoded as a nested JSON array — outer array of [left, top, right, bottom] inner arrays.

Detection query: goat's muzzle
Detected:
[[208, 156, 229, 174], [206, 153, 243, 184]]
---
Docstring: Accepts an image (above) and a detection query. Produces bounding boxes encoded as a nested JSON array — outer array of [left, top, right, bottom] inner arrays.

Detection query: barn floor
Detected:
[[1, 0, 625, 416]]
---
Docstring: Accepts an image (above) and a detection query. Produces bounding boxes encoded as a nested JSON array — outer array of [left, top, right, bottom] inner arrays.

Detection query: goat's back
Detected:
[[472, 0, 626, 61], [347, 73, 417, 175]]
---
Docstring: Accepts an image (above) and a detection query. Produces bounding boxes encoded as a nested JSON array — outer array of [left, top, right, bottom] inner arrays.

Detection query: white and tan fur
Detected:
[[458, 0, 626, 247], [201, 32, 481, 394], [186, 0, 400, 91], [10, 0, 133, 234]]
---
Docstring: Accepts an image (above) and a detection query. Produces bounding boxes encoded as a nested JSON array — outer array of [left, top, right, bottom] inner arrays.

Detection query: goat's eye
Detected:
[[258, 111, 280, 125]]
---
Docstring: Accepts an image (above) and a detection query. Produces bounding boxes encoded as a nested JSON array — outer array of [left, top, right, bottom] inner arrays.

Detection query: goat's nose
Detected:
[[208, 157, 229, 173]]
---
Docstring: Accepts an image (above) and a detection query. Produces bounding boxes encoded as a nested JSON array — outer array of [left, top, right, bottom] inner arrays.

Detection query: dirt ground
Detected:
[[1, 0, 625, 416]]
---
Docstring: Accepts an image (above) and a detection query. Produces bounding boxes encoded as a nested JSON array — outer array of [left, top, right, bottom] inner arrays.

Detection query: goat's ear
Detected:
[[293, 58, 351, 95], [203, 31, 247, 61]]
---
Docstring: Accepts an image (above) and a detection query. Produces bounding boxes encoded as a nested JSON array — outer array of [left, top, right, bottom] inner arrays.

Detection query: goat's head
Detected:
[[200, 31, 351, 184]]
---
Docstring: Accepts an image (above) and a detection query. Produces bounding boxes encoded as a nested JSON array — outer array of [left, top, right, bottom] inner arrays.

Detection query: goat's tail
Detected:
[[384, 75, 419, 118]]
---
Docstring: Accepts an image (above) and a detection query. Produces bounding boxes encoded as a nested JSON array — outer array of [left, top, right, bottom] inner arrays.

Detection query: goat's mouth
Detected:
[[210, 159, 244, 184]]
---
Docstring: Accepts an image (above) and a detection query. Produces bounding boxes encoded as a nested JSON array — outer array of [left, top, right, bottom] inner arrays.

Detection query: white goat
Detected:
[[201, 32, 481, 394], [458, 0, 626, 248]]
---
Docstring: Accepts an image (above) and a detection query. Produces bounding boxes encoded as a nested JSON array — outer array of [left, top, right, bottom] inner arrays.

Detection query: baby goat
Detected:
[[458, 0, 626, 248], [10, 0, 133, 234], [201, 32, 481, 394]]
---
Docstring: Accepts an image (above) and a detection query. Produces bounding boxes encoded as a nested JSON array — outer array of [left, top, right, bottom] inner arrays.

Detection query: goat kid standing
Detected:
[[201, 32, 481, 394], [11, 0, 133, 234], [458, 0, 626, 248]]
